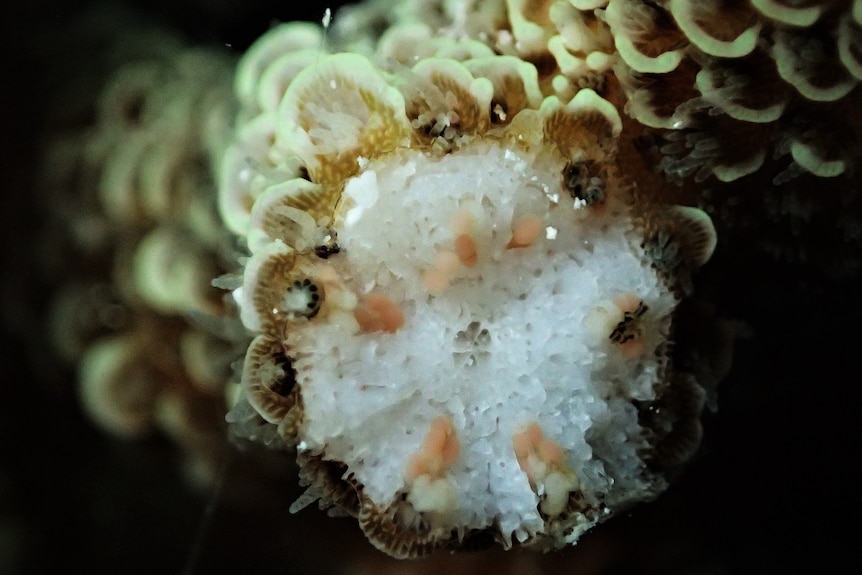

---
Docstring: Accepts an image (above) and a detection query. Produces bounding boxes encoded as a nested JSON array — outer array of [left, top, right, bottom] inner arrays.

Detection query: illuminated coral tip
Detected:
[[353, 293, 405, 333]]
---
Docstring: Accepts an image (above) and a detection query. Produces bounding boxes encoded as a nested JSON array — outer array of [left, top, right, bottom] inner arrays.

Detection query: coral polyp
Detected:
[[223, 20, 716, 553]]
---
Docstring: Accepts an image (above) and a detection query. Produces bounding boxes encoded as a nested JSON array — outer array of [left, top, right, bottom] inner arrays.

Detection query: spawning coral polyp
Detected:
[[225, 48, 716, 558]]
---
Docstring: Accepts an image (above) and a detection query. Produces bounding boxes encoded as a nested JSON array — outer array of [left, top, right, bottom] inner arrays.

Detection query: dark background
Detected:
[[1, 1, 859, 574]]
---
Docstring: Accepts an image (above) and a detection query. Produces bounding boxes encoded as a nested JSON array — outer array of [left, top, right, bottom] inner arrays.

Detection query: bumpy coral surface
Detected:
[[222, 1, 720, 557]]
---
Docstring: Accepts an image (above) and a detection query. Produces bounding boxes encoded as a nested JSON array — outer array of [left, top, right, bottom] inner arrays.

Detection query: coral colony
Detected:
[[43, 0, 862, 560]]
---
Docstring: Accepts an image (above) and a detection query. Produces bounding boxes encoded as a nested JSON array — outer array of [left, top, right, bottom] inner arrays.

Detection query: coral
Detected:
[[221, 2, 724, 557], [39, 0, 840, 562]]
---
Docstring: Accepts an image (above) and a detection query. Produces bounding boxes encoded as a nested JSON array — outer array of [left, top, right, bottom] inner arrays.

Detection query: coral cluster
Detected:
[[220, 1, 724, 557]]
